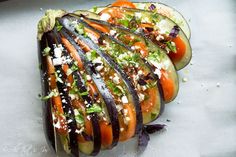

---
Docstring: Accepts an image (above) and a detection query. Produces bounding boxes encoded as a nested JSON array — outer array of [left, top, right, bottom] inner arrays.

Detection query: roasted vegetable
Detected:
[[37, 1, 192, 156]]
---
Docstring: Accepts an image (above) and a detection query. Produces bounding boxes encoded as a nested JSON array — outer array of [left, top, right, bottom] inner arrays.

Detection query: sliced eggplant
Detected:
[[78, 15, 179, 103], [46, 32, 79, 157], [58, 29, 120, 149], [89, 2, 191, 39], [66, 16, 163, 124], [76, 6, 192, 70], [59, 16, 143, 138]]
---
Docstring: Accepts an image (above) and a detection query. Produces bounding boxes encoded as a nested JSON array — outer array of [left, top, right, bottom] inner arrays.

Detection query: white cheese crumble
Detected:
[[155, 20, 172, 34], [110, 30, 117, 36], [54, 47, 62, 58], [116, 105, 123, 112], [52, 58, 63, 66], [138, 93, 145, 102], [121, 95, 128, 104], [124, 117, 131, 125], [100, 13, 111, 21], [134, 12, 142, 19], [156, 34, 164, 41], [95, 65, 104, 72], [113, 75, 120, 84], [154, 68, 162, 79], [86, 75, 92, 81]]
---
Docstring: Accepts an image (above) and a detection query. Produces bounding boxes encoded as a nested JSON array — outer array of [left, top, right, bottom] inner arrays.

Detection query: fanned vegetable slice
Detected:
[[78, 5, 192, 70], [58, 16, 143, 140], [89, 1, 191, 39], [59, 29, 120, 149], [65, 16, 163, 124], [78, 14, 179, 103]]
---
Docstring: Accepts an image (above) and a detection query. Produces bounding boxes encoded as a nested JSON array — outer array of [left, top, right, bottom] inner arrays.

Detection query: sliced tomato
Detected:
[[100, 121, 113, 147], [62, 64, 73, 85], [119, 104, 136, 141], [87, 82, 99, 99], [168, 36, 186, 62], [61, 37, 84, 69], [160, 69, 175, 102], [111, 0, 136, 8], [141, 87, 158, 113], [133, 41, 149, 58], [78, 119, 93, 143], [85, 20, 110, 33]]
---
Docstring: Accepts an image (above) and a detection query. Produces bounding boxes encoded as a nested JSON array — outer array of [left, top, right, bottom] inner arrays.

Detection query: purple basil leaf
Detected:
[[144, 124, 166, 134], [169, 25, 180, 38], [138, 130, 150, 153], [149, 4, 156, 11]]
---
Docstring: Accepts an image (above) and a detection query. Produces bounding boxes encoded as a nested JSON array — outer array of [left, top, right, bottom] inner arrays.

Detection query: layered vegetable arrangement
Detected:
[[38, 1, 192, 156]]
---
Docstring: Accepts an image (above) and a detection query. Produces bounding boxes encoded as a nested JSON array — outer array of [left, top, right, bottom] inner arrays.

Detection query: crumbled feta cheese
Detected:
[[110, 30, 116, 36], [62, 99, 67, 104], [116, 105, 123, 112], [141, 85, 147, 91], [67, 119, 73, 124], [131, 46, 135, 50], [138, 70, 143, 75], [93, 57, 103, 64], [121, 95, 128, 104], [53, 58, 63, 66], [149, 60, 162, 69], [156, 34, 164, 41], [120, 128, 124, 132], [124, 116, 131, 125], [69, 94, 76, 100], [113, 75, 120, 84], [54, 121, 61, 129], [86, 75, 91, 81], [138, 93, 145, 102], [154, 68, 162, 79], [75, 127, 84, 134], [155, 20, 172, 34], [135, 12, 142, 19], [141, 17, 150, 23], [95, 65, 104, 72], [100, 13, 111, 21], [54, 47, 62, 58]]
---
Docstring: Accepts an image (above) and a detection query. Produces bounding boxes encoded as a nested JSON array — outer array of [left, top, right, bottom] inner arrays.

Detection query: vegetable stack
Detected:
[[37, 0, 192, 156]]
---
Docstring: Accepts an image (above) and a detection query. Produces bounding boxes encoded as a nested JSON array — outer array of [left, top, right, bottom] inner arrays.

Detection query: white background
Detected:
[[0, 0, 235, 157]]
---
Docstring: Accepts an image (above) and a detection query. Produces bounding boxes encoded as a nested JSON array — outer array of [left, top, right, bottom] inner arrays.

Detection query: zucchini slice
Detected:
[[89, 2, 191, 39], [80, 16, 179, 103], [77, 6, 192, 70]]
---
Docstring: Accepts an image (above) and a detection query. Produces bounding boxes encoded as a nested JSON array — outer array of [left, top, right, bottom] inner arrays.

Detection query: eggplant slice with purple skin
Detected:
[[46, 31, 80, 157], [52, 30, 102, 156], [60, 15, 163, 124], [59, 29, 120, 149], [71, 11, 179, 103], [58, 16, 143, 136]]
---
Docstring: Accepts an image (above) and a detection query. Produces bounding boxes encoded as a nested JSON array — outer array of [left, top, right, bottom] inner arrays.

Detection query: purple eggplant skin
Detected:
[[46, 31, 79, 157], [52, 29, 102, 156], [59, 16, 143, 136], [38, 34, 56, 153], [77, 16, 165, 119], [76, 18, 164, 122], [66, 56, 102, 155], [59, 28, 120, 149]]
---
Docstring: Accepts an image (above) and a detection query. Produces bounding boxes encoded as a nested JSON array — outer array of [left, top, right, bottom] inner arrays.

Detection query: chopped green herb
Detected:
[[147, 50, 161, 62], [166, 41, 176, 53], [146, 81, 157, 88], [43, 47, 51, 56], [75, 23, 85, 35], [79, 91, 89, 96], [75, 113, 84, 124], [92, 6, 98, 13], [86, 104, 102, 114], [56, 21, 63, 32], [41, 89, 59, 100], [55, 72, 63, 83], [151, 112, 158, 119], [107, 81, 123, 96], [118, 19, 129, 27]]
